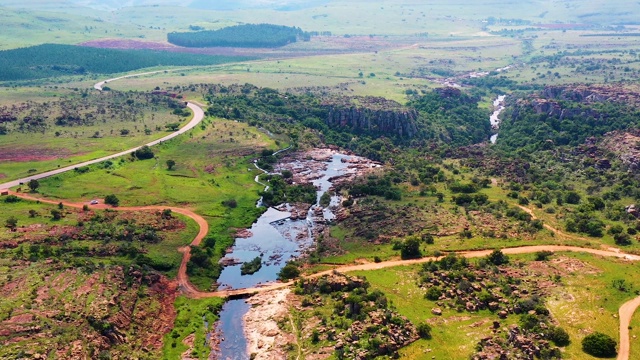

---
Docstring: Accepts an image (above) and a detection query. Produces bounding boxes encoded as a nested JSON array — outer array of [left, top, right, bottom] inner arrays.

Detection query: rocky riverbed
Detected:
[[243, 289, 294, 359]]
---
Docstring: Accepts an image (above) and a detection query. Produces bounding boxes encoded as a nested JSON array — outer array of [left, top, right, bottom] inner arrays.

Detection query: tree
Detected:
[[166, 159, 176, 170], [565, 191, 581, 205], [104, 194, 120, 207], [28, 209, 37, 218], [278, 263, 300, 280], [134, 145, 154, 160], [27, 179, 39, 192], [582, 332, 616, 357], [400, 237, 422, 259], [487, 250, 509, 266], [5, 216, 17, 231]]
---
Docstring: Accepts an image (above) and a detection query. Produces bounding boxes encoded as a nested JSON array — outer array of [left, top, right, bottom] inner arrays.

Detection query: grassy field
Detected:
[[0, 88, 196, 182], [162, 296, 225, 359], [3, 0, 637, 46], [30, 115, 283, 289], [96, 36, 520, 102], [350, 252, 640, 359]]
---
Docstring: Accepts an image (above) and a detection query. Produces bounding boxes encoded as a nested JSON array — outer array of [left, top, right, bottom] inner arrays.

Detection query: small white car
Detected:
[[90, 200, 99, 205]]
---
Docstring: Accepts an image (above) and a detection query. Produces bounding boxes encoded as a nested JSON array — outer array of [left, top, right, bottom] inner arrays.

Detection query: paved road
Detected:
[[93, 70, 185, 91], [0, 85, 205, 190]]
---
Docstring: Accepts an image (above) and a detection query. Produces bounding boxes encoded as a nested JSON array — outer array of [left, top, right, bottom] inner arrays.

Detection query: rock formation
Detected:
[[323, 96, 418, 138]]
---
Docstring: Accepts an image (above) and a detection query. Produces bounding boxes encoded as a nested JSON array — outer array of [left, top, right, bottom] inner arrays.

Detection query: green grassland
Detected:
[[0, 5, 168, 49], [31, 115, 282, 289], [96, 36, 521, 102], [0, 89, 194, 182], [163, 296, 225, 359], [351, 252, 640, 359]]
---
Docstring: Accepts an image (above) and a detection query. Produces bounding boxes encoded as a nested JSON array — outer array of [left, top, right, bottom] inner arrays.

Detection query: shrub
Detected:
[[549, 326, 570, 347], [221, 199, 237, 208], [417, 323, 432, 339], [104, 194, 120, 207], [535, 251, 554, 261], [487, 250, 509, 266], [4, 195, 20, 203], [400, 237, 421, 259], [51, 209, 62, 220], [614, 233, 632, 246], [240, 257, 262, 275], [422, 234, 434, 244], [134, 145, 154, 160], [581, 332, 616, 357], [425, 287, 442, 301], [278, 263, 300, 280]]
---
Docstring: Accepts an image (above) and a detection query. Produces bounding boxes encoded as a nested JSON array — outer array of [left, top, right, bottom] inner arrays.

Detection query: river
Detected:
[[489, 95, 506, 144], [213, 153, 354, 359]]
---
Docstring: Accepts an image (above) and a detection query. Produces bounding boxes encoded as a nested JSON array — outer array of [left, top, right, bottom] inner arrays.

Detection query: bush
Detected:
[[104, 194, 120, 207], [425, 287, 442, 301], [278, 263, 300, 280], [4, 195, 20, 203], [134, 145, 155, 160], [417, 323, 432, 339], [535, 251, 554, 261], [614, 233, 632, 246], [421, 234, 435, 244], [221, 199, 237, 208], [581, 332, 616, 358], [487, 250, 509, 266], [51, 209, 62, 220], [549, 326, 570, 347], [400, 237, 421, 259], [240, 257, 262, 275]]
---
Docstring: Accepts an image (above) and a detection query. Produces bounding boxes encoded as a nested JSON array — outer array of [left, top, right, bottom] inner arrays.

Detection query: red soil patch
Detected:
[[79, 35, 412, 58], [6, 314, 34, 324], [0, 173, 6, 179], [0, 147, 82, 162]]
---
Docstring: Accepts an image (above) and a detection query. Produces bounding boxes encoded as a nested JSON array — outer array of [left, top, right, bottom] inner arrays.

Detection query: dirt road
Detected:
[[11, 191, 208, 297]]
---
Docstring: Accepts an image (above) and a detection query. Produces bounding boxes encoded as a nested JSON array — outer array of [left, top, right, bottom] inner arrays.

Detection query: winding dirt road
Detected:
[[3, 74, 640, 359]]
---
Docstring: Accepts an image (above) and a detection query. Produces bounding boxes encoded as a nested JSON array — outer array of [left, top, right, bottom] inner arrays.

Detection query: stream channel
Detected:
[[489, 95, 506, 144], [213, 152, 353, 359]]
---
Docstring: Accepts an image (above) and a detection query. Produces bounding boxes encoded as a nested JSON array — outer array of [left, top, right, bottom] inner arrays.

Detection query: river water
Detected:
[[489, 95, 506, 144], [213, 153, 353, 359]]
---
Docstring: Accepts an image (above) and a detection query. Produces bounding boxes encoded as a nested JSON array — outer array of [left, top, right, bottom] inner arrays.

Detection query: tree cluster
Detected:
[[167, 24, 310, 48]]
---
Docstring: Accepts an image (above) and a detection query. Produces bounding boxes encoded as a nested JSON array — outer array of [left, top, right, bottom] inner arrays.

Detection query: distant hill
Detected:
[[0, 44, 253, 81]]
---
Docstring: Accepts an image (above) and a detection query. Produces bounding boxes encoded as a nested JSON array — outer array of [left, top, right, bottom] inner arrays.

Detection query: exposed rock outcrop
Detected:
[[323, 97, 418, 138]]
